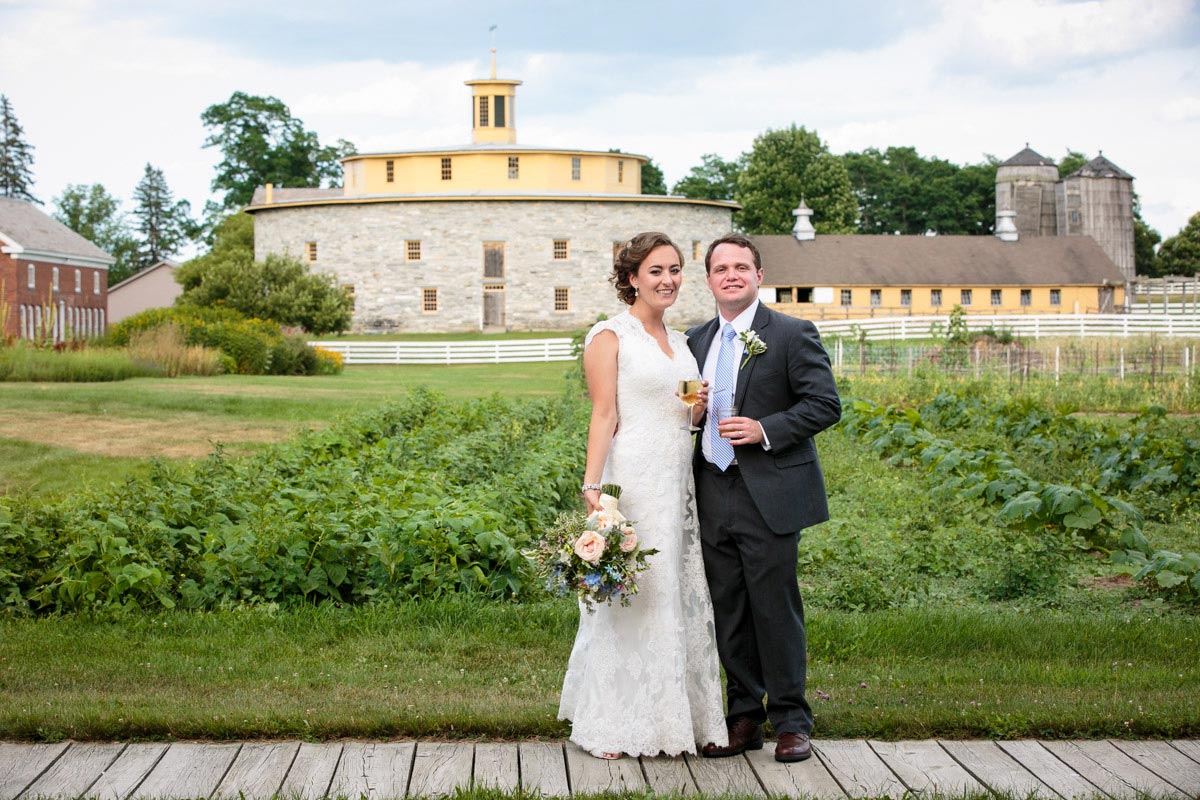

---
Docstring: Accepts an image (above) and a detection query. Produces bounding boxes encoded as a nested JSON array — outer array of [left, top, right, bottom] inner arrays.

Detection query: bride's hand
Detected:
[[583, 488, 602, 514]]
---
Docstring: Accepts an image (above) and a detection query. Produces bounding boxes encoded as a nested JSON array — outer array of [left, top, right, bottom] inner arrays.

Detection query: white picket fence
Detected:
[[309, 338, 575, 365], [812, 314, 1200, 342]]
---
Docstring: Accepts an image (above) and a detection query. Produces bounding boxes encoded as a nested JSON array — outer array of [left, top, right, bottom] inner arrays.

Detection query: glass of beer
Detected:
[[679, 379, 704, 432]]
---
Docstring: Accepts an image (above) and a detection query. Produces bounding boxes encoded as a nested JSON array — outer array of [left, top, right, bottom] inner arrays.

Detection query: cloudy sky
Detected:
[[3, 0, 1198, 241]]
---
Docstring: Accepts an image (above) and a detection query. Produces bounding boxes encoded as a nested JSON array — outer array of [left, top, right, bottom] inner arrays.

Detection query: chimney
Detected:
[[792, 199, 815, 241], [265, 183, 274, 204], [995, 209, 1018, 242]]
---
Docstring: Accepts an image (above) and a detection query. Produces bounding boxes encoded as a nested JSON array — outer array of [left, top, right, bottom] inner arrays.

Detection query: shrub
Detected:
[[127, 324, 225, 377], [0, 342, 158, 382], [108, 306, 331, 375]]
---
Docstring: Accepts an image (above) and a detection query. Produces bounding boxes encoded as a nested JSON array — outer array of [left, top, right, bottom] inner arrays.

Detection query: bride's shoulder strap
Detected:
[[583, 312, 630, 349]]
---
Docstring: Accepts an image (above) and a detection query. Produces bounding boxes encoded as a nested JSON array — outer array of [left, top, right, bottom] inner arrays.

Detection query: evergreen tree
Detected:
[[0, 95, 37, 202], [131, 164, 197, 270], [53, 183, 140, 282]]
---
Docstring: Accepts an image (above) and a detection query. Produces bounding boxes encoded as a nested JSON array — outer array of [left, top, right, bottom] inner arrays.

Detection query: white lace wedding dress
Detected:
[[558, 311, 728, 757]]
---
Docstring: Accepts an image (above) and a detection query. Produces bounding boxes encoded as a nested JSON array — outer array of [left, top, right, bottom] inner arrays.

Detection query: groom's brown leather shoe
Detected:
[[701, 716, 763, 757], [774, 731, 812, 762]]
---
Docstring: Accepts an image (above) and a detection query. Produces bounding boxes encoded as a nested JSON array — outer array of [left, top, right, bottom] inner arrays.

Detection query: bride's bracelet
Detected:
[[581, 483, 603, 493]]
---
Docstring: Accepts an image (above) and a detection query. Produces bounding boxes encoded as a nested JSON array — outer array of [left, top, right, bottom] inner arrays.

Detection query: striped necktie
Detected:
[[710, 324, 737, 471]]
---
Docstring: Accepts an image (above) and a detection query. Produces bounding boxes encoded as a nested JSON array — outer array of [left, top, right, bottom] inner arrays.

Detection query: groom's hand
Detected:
[[718, 416, 764, 446]]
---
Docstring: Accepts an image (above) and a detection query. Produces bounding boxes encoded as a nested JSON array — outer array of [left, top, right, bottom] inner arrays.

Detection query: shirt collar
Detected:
[[718, 300, 760, 336]]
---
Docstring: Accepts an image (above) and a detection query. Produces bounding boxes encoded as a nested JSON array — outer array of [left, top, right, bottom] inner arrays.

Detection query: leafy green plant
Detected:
[[0, 390, 587, 614]]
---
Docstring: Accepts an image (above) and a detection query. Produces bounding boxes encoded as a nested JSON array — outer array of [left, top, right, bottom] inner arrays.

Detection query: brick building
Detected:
[[1, 197, 113, 342]]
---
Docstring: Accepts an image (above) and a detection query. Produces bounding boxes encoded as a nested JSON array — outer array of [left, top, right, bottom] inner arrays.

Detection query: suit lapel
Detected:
[[734, 304, 772, 409], [690, 318, 718, 372]]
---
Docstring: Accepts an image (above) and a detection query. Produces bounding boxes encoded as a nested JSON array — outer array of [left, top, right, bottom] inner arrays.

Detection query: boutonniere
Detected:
[[738, 329, 767, 369]]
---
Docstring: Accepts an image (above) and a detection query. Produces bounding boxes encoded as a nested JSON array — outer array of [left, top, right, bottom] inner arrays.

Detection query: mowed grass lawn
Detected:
[[1, 363, 1198, 741], [0, 363, 572, 497]]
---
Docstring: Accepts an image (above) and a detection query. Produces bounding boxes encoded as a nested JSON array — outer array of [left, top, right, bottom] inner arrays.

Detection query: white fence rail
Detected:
[[309, 338, 575, 365], [812, 314, 1200, 342]]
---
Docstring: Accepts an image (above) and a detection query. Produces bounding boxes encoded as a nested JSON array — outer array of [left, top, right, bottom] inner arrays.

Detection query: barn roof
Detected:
[[0, 197, 114, 266], [752, 234, 1125, 287]]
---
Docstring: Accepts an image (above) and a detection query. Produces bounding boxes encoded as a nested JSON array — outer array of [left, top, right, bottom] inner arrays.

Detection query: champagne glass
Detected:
[[679, 379, 703, 432]]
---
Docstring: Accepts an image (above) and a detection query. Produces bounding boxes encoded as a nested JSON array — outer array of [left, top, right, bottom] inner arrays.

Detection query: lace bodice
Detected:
[[560, 311, 727, 757]]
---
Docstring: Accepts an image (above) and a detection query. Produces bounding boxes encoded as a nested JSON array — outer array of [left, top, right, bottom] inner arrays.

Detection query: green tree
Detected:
[[1133, 205, 1163, 277], [844, 147, 995, 235], [176, 213, 352, 334], [1156, 212, 1200, 277], [0, 95, 37, 202], [736, 125, 855, 234], [640, 159, 667, 195], [131, 164, 198, 270], [53, 183, 140, 283], [1057, 150, 1088, 176], [672, 153, 740, 201], [202, 92, 356, 211]]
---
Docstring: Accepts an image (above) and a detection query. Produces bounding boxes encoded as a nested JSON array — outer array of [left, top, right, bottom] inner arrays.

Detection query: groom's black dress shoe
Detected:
[[773, 731, 812, 762], [701, 717, 763, 757]]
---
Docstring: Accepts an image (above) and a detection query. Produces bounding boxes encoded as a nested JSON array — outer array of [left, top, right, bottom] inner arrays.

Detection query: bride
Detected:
[[557, 232, 728, 759]]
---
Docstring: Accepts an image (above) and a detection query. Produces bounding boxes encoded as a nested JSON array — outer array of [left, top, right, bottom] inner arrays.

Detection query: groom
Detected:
[[688, 234, 841, 763]]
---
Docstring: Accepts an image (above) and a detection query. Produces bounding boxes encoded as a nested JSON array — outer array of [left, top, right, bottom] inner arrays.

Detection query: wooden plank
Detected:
[[939, 740, 1053, 796], [685, 752, 764, 796], [995, 740, 1102, 799], [811, 740, 905, 799], [328, 741, 414, 800], [563, 742, 645, 794], [1041, 740, 1186, 798], [518, 742, 569, 797], [131, 743, 240, 800], [745, 742, 845, 799], [16, 742, 124, 800], [278, 742, 342, 800], [408, 742, 473, 798], [473, 743, 519, 791], [1171, 740, 1200, 764], [0, 742, 68, 800], [1112, 740, 1200, 794], [639, 755, 696, 795], [213, 741, 299, 799], [869, 740, 984, 793], [87, 743, 169, 800]]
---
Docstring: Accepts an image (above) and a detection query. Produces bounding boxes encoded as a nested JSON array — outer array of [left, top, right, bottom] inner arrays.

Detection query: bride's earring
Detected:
[[633, 285, 639, 297]]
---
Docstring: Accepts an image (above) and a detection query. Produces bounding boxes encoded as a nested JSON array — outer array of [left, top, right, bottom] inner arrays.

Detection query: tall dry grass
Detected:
[[127, 323, 226, 377]]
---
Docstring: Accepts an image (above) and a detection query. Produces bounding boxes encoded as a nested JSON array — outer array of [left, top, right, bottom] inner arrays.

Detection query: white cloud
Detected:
[[1, 0, 1196, 244]]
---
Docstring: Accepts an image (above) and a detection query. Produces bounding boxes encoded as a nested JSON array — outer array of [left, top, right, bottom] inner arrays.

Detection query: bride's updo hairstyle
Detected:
[[611, 232, 684, 306]]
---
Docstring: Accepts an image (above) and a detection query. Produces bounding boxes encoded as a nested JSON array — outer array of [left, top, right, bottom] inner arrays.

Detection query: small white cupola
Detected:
[[792, 199, 815, 241], [995, 209, 1019, 242]]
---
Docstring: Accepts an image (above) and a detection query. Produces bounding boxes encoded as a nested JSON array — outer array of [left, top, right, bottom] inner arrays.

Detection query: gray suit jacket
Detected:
[[687, 304, 842, 534]]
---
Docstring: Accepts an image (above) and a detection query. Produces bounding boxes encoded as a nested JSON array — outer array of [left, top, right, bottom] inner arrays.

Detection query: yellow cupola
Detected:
[[465, 47, 521, 144]]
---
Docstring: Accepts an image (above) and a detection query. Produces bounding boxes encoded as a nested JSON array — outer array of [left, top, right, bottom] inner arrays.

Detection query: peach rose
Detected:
[[619, 528, 638, 553], [573, 530, 606, 564]]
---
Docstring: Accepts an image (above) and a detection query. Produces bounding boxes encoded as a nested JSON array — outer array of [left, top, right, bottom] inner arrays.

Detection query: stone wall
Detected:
[[252, 199, 733, 332]]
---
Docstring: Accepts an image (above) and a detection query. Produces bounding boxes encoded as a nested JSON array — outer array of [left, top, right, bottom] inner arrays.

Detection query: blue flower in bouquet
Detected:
[[584, 572, 602, 590]]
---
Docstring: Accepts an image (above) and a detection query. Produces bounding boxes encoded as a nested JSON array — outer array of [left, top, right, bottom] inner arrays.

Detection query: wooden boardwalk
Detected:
[[2, 739, 1199, 799]]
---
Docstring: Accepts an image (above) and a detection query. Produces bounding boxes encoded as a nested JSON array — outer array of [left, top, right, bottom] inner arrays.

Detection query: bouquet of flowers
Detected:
[[533, 485, 658, 612]]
